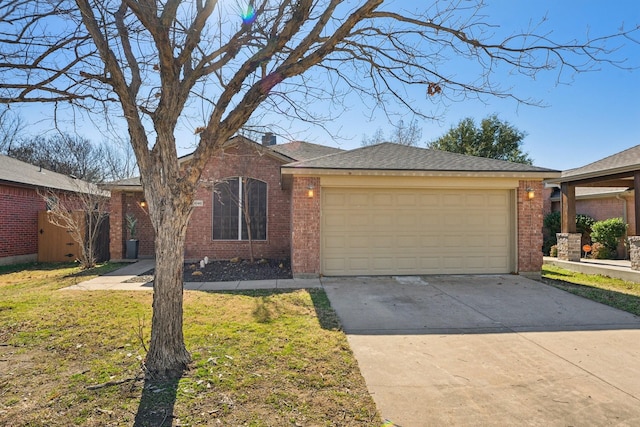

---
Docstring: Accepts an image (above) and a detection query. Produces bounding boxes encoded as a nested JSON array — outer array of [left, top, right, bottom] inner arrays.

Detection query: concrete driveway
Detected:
[[322, 275, 640, 426]]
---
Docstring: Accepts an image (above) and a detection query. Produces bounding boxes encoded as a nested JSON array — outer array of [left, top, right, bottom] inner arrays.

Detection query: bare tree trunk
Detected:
[[142, 130, 194, 378], [145, 208, 192, 378]]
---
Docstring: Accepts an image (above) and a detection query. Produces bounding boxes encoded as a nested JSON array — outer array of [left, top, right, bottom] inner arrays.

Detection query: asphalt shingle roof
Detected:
[[270, 141, 344, 161], [0, 154, 102, 194], [105, 176, 141, 187], [560, 144, 640, 179], [282, 142, 558, 173]]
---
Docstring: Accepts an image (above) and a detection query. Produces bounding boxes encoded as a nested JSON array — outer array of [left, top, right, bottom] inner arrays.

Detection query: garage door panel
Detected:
[[488, 235, 509, 248], [467, 235, 487, 247], [488, 256, 509, 268], [348, 235, 370, 249], [419, 194, 440, 205], [324, 213, 347, 227], [322, 188, 512, 275], [397, 235, 419, 248], [324, 234, 346, 249], [489, 214, 509, 227], [324, 192, 347, 206], [373, 214, 393, 226], [443, 235, 464, 247], [348, 193, 369, 206], [488, 194, 508, 206], [373, 193, 393, 206]]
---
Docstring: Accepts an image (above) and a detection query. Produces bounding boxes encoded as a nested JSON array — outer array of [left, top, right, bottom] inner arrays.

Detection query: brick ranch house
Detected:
[[0, 154, 103, 265], [106, 136, 560, 278]]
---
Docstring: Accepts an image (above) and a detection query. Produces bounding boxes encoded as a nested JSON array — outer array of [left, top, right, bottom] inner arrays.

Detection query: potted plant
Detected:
[[125, 213, 139, 259]]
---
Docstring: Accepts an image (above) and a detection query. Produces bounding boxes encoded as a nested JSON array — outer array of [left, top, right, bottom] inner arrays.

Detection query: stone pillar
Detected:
[[556, 233, 581, 262], [628, 236, 640, 271]]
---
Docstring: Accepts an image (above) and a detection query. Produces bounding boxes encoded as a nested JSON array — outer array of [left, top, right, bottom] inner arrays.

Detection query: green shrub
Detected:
[[542, 212, 595, 255], [590, 217, 628, 258], [542, 212, 561, 255], [550, 245, 558, 257], [576, 214, 595, 243]]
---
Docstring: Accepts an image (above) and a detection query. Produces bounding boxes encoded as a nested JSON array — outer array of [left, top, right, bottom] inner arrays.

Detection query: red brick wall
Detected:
[[110, 192, 155, 259], [111, 142, 292, 262], [0, 184, 46, 260], [517, 180, 544, 273], [576, 197, 625, 222], [546, 191, 636, 235], [184, 143, 291, 261], [127, 193, 154, 257], [290, 176, 320, 276], [542, 187, 553, 217], [109, 191, 125, 259]]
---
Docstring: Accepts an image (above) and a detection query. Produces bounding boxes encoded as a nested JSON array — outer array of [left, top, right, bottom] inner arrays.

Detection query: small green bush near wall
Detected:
[[590, 217, 628, 258]]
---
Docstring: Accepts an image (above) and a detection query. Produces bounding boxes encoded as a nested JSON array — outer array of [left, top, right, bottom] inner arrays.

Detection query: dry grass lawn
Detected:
[[0, 262, 379, 426]]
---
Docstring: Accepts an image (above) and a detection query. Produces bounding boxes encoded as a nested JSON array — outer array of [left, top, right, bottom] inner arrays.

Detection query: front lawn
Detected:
[[541, 264, 640, 316], [0, 262, 379, 426]]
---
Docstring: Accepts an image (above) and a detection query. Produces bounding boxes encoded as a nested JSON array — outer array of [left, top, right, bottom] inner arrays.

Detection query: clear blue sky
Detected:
[[11, 0, 640, 172], [300, 0, 640, 171]]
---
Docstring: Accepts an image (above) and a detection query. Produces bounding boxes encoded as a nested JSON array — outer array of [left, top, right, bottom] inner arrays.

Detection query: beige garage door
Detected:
[[322, 187, 513, 275]]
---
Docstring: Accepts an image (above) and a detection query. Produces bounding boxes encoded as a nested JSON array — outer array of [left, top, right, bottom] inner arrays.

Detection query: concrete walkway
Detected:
[[63, 259, 322, 291]]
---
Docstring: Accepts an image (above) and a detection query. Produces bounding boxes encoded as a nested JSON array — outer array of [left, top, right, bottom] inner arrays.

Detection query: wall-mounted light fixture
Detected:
[[526, 188, 535, 200], [139, 199, 147, 208], [307, 185, 315, 198]]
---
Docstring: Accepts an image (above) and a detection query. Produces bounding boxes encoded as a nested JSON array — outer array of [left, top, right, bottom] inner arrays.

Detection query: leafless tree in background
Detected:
[[362, 119, 423, 146], [0, 0, 637, 377], [0, 107, 24, 153]]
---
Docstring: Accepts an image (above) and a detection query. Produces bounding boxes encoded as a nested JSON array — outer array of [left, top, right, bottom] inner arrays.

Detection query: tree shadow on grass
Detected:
[[134, 370, 184, 427], [209, 288, 342, 331]]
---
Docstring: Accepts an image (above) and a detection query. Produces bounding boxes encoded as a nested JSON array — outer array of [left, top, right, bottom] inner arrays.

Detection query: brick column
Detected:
[[556, 233, 581, 262], [517, 180, 543, 277], [109, 191, 125, 260], [290, 176, 321, 278], [628, 236, 640, 271]]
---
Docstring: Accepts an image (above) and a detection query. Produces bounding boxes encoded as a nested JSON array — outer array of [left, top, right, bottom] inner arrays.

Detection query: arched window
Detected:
[[213, 177, 267, 240]]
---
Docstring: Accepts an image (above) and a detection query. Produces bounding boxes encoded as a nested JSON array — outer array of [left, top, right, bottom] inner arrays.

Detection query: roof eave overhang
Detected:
[[280, 167, 560, 179], [280, 167, 559, 189], [546, 166, 639, 185], [549, 188, 633, 202], [101, 184, 143, 192]]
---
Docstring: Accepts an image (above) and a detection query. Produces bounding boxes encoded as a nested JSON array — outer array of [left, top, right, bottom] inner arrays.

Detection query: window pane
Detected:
[[213, 178, 239, 240], [241, 178, 267, 241]]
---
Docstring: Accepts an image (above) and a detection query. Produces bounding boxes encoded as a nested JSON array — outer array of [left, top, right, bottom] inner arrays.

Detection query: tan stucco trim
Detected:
[[319, 175, 530, 190]]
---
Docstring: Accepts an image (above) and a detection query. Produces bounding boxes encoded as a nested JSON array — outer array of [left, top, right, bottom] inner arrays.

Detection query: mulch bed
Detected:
[[130, 258, 292, 283]]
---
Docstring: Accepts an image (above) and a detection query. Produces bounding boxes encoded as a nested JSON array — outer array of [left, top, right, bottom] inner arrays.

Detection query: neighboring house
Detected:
[[545, 144, 639, 238], [0, 154, 104, 265], [107, 136, 559, 278], [545, 186, 634, 231]]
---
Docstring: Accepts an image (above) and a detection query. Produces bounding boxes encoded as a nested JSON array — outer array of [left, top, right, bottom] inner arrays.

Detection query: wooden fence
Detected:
[[37, 211, 109, 263]]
